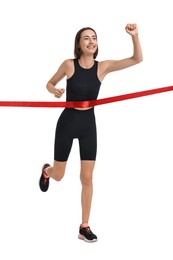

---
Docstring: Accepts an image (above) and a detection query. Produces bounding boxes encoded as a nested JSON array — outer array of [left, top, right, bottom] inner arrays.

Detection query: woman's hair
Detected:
[[74, 27, 98, 59]]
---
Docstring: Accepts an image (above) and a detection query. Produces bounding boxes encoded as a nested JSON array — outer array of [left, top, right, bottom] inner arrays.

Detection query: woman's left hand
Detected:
[[125, 23, 138, 36]]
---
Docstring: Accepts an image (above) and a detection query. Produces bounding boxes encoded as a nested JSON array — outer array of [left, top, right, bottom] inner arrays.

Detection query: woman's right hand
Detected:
[[54, 88, 65, 98]]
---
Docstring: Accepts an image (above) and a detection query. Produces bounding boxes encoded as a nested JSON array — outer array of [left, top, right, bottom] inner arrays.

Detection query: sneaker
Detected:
[[39, 163, 50, 192], [78, 226, 97, 242]]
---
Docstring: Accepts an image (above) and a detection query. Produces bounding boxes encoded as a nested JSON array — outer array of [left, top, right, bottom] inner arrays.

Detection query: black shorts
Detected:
[[54, 108, 97, 161]]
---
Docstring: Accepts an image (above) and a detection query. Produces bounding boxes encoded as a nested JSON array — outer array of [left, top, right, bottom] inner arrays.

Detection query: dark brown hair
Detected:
[[74, 27, 98, 59]]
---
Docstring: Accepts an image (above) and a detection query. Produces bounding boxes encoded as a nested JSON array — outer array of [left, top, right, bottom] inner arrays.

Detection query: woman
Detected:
[[39, 23, 143, 242]]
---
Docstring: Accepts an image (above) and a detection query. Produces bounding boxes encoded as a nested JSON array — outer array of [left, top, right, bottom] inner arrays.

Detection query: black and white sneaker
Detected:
[[39, 163, 50, 192], [78, 226, 97, 242]]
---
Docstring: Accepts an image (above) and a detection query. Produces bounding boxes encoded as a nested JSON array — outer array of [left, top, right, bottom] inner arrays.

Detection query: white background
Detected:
[[0, 0, 173, 259]]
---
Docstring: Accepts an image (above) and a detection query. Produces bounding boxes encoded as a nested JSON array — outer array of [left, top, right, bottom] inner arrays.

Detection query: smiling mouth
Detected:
[[87, 45, 95, 49]]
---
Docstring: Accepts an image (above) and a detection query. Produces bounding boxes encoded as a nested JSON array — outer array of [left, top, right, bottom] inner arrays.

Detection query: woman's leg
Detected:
[[80, 160, 96, 226], [45, 160, 67, 181]]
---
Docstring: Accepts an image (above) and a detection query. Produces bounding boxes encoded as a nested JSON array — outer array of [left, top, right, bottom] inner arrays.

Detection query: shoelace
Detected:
[[84, 227, 92, 234], [43, 170, 49, 184], [43, 177, 48, 184]]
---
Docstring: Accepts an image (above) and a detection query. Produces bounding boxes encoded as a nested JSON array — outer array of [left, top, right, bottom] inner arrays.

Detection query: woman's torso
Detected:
[[65, 59, 101, 110]]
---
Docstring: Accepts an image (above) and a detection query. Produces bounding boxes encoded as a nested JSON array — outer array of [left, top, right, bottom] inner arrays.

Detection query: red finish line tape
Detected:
[[0, 85, 173, 108]]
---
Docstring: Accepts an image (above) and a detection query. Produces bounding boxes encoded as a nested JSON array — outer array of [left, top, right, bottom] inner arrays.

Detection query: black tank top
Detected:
[[66, 59, 101, 101]]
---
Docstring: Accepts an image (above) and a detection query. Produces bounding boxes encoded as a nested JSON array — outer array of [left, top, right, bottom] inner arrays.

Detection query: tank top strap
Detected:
[[93, 60, 98, 71], [74, 58, 79, 69]]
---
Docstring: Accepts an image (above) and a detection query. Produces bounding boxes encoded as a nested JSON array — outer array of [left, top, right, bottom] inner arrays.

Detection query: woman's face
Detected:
[[79, 29, 98, 56]]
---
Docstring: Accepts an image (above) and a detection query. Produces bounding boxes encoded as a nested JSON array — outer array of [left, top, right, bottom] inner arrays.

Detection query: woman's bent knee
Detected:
[[53, 172, 64, 182], [53, 160, 67, 182]]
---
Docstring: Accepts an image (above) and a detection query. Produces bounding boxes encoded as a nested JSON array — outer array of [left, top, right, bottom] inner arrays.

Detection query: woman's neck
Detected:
[[78, 56, 94, 69]]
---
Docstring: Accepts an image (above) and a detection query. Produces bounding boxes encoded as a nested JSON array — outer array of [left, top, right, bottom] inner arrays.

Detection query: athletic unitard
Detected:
[[54, 59, 101, 161]]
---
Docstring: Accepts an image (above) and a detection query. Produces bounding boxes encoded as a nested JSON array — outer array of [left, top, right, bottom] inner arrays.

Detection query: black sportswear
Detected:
[[54, 107, 97, 161], [54, 59, 101, 162], [66, 59, 101, 102]]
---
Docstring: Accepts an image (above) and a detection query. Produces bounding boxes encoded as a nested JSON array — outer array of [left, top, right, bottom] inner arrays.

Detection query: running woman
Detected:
[[39, 23, 143, 242]]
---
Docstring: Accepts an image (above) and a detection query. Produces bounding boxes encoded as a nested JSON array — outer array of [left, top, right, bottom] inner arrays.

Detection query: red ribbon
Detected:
[[0, 85, 173, 108]]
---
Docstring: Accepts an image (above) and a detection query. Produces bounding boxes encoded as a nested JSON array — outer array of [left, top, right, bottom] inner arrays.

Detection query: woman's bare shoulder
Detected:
[[63, 58, 74, 67], [63, 59, 75, 79]]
